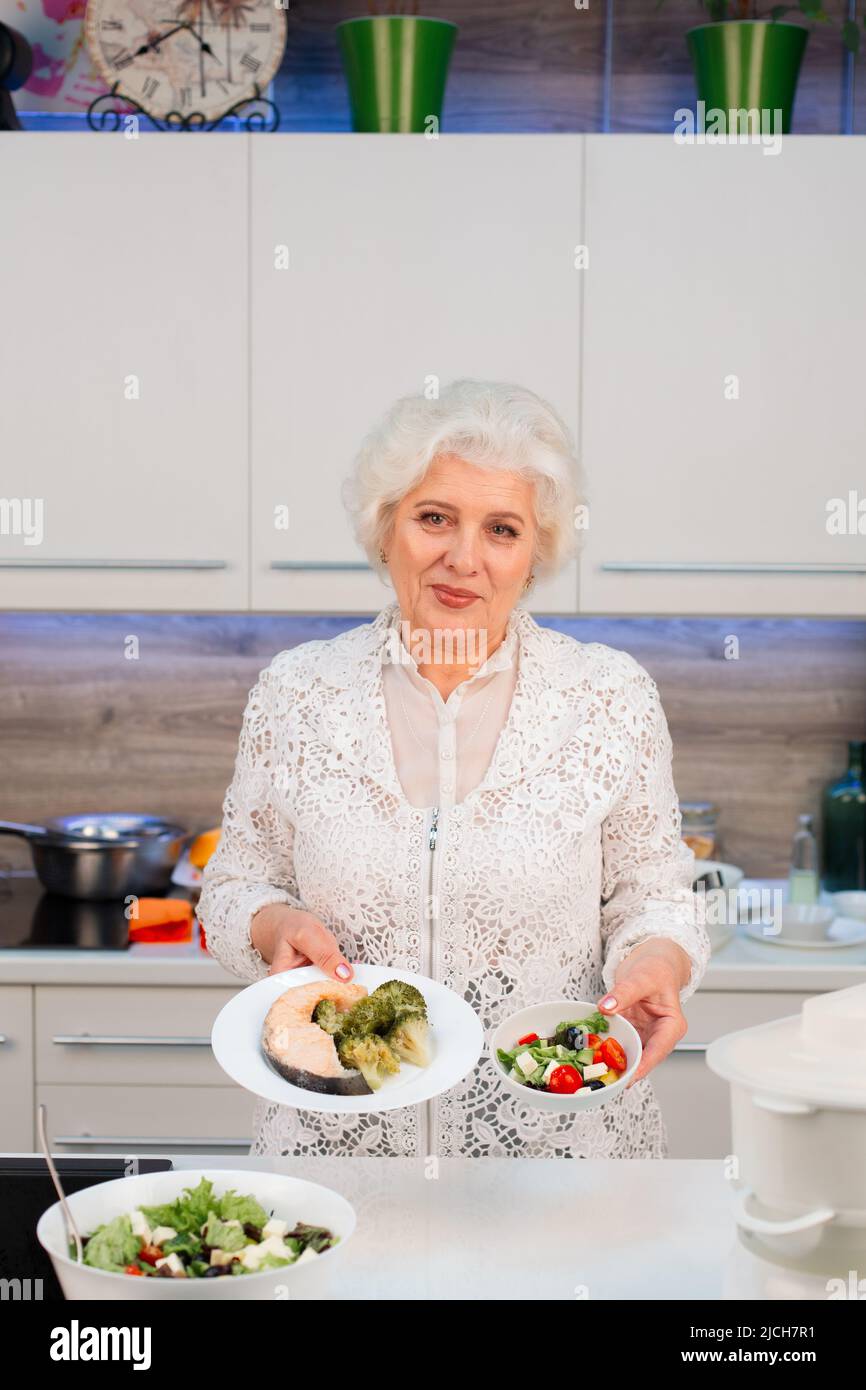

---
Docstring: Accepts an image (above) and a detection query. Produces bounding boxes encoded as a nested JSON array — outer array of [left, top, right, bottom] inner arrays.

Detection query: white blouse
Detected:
[[380, 607, 519, 809], [198, 600, 710, 1162]]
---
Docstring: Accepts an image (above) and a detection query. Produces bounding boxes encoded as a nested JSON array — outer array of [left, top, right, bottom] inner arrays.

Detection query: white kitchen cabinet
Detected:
[[35, 985, 239, 1087], [0, 134, 249, 611], [580, 136, 866, 616], [0, 986, 33, 1151], [249, 134, 583, 614], [654, 990, 813, 1159], [36, 1084, 256, 1155]]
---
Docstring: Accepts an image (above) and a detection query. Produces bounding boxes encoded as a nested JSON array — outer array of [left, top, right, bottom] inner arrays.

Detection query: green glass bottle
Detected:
[[820, 740, 866, 893]]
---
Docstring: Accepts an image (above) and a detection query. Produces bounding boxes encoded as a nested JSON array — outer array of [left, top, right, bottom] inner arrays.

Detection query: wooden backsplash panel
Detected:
[[1, 612, 864, 878]]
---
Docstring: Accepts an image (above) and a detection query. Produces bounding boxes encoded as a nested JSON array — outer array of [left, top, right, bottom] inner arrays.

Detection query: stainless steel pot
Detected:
[[0, 814, 188, 900]]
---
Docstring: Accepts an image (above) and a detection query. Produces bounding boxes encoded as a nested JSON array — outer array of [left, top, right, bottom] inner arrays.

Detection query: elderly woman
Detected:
[[198, 379, 710, 1160]]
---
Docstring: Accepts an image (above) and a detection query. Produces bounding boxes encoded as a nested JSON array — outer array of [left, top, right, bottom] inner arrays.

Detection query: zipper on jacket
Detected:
[[422, 804, 442, 1160]]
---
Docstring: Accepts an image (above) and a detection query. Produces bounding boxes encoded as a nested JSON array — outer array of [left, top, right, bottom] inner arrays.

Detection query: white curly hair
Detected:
[[341, 379, 585, 583]]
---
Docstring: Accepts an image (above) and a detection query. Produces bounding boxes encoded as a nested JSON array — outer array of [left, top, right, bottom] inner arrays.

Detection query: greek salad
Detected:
[[496, 1011, 629, 1094], [71, 1177, 338, 1279]]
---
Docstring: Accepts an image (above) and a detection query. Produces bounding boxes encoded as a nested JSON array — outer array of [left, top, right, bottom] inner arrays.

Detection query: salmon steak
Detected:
[[261, 980, 371, 1095]]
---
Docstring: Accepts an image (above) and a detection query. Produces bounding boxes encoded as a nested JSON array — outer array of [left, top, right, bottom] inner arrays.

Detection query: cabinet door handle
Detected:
[[52, 1034, 211, 1047], [269, 561, 371, 571], [53, 1135, 250, 1148], [601, 561, 866, 575], [0, 559, 227, 570], [673, 1041, 708, 1053]]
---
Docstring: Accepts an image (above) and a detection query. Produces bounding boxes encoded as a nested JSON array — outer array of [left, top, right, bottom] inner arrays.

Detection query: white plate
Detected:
[[741, 916, 866, 950], [211, 964, 484, 1114], [490, 1000, 641, 1111]]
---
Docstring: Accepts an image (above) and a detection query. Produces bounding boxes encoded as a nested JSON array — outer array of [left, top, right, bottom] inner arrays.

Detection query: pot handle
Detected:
[[751, 1091, 818, 1116], [733, 1188, 835, 1237], [0, 820, 48, 839]]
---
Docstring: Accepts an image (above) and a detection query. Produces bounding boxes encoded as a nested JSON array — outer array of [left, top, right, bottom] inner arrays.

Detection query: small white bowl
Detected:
[[773, 903, 835, 943], [830, 891, 866, 923], [490, 1000, 641, 1111], [37, 1168, 355, 1301]]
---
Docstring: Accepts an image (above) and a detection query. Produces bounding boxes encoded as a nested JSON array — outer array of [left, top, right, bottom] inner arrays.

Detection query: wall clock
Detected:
[[84, 0, 287, 126]]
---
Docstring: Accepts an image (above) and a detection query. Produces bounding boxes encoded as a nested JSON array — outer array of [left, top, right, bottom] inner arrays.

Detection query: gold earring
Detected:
[[379, 548, 388, 564], [524, 571, 535, 590]]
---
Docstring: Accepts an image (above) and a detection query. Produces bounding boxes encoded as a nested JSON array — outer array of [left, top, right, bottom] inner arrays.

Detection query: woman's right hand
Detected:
[[250, 903, 354, 981]]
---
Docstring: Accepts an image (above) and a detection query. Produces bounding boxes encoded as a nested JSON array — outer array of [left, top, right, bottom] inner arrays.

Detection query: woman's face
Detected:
[[384, 453, 538, 648]]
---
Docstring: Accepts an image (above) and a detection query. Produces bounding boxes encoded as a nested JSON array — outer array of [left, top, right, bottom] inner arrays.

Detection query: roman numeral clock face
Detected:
[[85, 0, 287, 123]]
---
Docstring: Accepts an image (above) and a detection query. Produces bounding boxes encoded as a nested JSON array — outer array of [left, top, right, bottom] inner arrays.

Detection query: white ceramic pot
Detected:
[[707, 983, 866, 1274], [37, 1168, 356, 1300]]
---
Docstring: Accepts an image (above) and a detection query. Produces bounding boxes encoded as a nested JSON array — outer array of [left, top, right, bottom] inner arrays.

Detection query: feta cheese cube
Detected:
[[130, 1210, 151, 1243], [295, 1246, 318, 1264], [262, 1218, 289, 1240], [516, 1050, 538, 1078], [209, 1248, 235, 1267], [582, 1062, 607, 1082], [151, 1225, 177, 1246], [541, 1060, 559, 1084], [155, 1252, 184, 1275]]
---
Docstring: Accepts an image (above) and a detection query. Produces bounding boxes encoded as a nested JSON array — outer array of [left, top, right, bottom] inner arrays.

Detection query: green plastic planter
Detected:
[[336, 16, 458, 133], [686, 20, 809, 135]]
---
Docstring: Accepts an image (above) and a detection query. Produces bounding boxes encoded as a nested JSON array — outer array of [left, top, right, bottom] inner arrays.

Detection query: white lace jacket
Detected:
[[197, 600, 710, 1160]]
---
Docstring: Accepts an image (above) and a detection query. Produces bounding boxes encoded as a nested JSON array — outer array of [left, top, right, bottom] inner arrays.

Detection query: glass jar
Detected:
[[680, 801, 719, 861]]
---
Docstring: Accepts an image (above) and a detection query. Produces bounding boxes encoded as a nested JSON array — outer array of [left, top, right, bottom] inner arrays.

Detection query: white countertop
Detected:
[[2, 878, 865, 991], [29, 1151, 841, 1301]]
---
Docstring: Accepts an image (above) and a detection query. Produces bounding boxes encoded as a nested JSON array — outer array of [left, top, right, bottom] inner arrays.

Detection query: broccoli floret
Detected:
[[385, 1012, 431, 1068], [313, 999, 342, 1035], [336, 993, 394, 1038], [337, 1034, 400, 1090], [373, 979, 427, 1018]]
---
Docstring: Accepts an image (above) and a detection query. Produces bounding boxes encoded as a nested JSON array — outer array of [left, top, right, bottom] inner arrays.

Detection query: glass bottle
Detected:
[[820, 740, 866, 893], [788, 813, 818, 905]]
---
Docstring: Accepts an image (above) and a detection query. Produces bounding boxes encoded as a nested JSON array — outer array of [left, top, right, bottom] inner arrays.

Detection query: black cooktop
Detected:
[[0, 873, 133, 950]]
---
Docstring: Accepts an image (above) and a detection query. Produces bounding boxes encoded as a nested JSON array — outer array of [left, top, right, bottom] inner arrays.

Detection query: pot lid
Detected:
[[706, 982, 866, 1110], [41, 815, 184, 846]]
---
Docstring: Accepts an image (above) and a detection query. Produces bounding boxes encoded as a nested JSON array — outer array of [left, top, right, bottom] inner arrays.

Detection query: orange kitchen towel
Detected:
[[128, 898, 194, 943]]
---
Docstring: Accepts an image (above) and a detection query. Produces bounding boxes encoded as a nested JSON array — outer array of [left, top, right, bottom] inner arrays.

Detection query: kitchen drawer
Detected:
[[35, 986, 239, 1086], [0, 985, 34, 1151], [37, 1085, 257, 1154]]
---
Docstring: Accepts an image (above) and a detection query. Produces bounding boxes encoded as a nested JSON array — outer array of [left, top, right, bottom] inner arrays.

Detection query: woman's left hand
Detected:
[[596, 938, 692, 1087]]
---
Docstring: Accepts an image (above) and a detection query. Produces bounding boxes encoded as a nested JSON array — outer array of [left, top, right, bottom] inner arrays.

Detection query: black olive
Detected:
[[203, 1264, 224, 1278], [588, 1079, 605, 1090], [243, 1223, 261, 1241]]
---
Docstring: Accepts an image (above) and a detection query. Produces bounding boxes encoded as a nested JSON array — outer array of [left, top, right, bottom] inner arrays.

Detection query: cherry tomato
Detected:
[[124, 1264, 143, 1276], [600, 1037, 627, 1071], [138, 1244, 162, 1266], [517, 1032, 539, 1046], [547, 1064, 583, 1094], [593, 1047, 604, 1062], [586, 1033, 601, 1047]]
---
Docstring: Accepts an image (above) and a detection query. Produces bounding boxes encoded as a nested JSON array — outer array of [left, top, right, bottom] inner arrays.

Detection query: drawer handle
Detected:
[[0, 559, 228, 570], [269, 561, 371, 571], [52, 1034, 211, 1047], [672, 1041, 707, 1053], [54, 1136, 250, 1148], [601, 561, 866, 575]]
